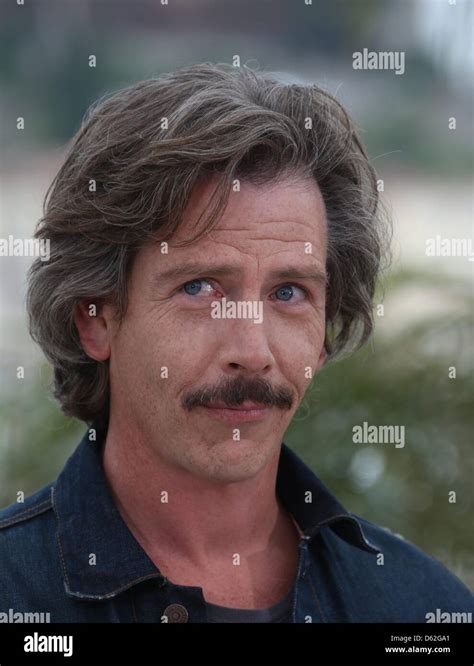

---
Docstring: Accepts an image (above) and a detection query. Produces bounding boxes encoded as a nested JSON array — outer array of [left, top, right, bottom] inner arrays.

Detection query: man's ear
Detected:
[[73, 299, 112, 362]]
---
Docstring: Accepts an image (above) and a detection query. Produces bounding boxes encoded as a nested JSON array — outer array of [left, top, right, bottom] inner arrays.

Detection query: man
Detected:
[[0, 63, 472, 623]]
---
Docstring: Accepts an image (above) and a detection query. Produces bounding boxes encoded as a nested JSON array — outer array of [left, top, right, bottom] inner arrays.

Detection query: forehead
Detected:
[[135, 175, 328, 279], [172, 175, 327, 254]]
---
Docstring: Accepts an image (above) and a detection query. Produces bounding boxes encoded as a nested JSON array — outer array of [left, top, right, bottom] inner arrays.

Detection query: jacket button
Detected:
[[162, 603, 189, 623]]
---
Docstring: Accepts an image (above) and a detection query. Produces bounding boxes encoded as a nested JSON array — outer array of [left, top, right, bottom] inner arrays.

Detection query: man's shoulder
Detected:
[[351, 515, 473, 606], [0, 483, 54, 534], [0, 482, 70, 614], [357, 515, 460, 567]]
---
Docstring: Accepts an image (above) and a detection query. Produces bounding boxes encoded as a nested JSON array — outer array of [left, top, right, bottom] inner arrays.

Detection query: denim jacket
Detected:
[[0, 427, 472, 622]]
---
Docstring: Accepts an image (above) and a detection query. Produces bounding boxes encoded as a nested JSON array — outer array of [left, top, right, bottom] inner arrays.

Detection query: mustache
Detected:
[[182, 375, 294, 411]]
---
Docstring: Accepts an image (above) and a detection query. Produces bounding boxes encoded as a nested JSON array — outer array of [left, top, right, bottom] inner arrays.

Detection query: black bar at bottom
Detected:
[[0, 622, 471, 665]]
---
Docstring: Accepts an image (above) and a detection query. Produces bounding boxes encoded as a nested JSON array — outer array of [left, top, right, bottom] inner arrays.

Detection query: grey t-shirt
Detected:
[[205, 586, 293, 623]]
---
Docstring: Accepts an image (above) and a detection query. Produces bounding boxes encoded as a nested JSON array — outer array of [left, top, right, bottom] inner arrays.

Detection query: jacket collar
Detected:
[[276, 444, 378, 553], [53, 427, 162, 600], [53, 426, 377, 600]]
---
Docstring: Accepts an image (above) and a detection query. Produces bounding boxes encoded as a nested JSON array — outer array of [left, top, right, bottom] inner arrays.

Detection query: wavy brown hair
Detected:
[[26, 62, 390, 427]]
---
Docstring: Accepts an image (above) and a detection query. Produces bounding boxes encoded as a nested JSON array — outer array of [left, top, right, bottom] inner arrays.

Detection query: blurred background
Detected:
[[0, 0, 473, 589]]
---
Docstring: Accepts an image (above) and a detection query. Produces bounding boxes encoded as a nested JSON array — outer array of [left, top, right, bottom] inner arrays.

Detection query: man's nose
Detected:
[[218, 316, 274, 375]]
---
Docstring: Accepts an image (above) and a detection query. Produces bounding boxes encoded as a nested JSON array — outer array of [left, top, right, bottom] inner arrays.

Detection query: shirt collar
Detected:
[[53, 426, 377, 600]]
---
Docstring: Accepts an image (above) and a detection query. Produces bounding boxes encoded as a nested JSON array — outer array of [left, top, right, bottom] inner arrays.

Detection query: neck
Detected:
[[101, 418, 292, 570]]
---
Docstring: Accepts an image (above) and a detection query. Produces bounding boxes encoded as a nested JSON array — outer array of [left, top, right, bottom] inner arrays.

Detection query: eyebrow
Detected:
[[153, 263, 328, 287]]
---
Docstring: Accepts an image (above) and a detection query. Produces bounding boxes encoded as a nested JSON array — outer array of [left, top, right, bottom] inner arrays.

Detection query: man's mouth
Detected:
[[199, 401, 273, 423], [205, 401, 269, 410]]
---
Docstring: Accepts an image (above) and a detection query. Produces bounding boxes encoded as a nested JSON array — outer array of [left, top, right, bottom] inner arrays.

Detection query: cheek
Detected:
[[129, 310, 213, 391], [275, 317, 325, 382]]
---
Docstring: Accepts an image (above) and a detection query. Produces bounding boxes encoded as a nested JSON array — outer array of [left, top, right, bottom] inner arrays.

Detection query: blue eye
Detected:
[[275, 285, 294, 301], [183, 279, 203, 296], [274, 284, 307, 302], [182, 279, 217, 297]]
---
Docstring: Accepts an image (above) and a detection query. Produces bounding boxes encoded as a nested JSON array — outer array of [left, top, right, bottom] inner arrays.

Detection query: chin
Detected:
[[197, 438, 272, 483]]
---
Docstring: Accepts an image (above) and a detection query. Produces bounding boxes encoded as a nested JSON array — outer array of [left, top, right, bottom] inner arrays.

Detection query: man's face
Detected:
[[105, 175, 327, 482]]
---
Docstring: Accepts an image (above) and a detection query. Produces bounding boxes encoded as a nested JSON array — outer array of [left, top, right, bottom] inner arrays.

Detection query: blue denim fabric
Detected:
[[1, 427, 472, 622]]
